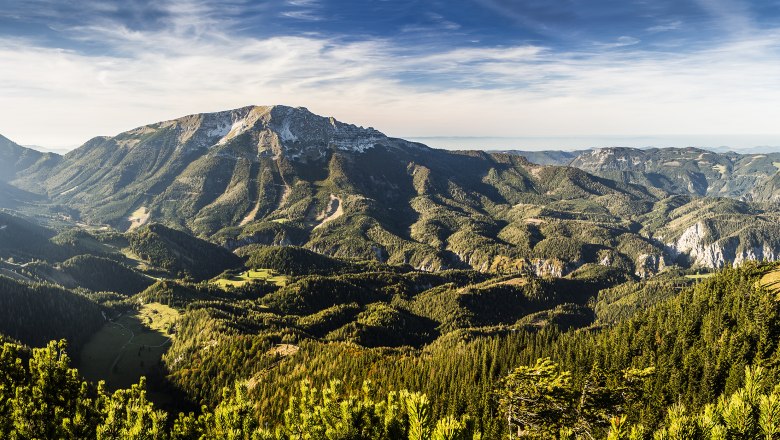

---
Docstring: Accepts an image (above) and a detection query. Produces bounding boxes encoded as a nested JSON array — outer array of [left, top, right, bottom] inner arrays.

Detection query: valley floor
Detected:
[[78, 303, 178, 404]]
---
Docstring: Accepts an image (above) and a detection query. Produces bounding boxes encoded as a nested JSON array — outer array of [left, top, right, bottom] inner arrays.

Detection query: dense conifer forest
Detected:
[[3, 225, 780, 439]]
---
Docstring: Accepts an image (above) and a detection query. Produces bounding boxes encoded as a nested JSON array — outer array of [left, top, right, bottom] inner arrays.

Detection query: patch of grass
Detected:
[[138, 302, 179, 333], [685, 273, 716, 280], [213, 268, 289, 288], [759, 268, 780, 293], [78, 303, 179, 395], [712, 164, 727, 175], [120, 248, 156, 272]]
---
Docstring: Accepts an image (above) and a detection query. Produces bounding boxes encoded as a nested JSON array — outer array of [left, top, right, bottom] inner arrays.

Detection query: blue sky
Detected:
[[1, 0, 780, 150]]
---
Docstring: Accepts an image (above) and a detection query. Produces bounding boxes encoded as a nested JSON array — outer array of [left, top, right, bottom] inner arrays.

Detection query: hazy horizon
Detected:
[[21, 133, 780, 155]]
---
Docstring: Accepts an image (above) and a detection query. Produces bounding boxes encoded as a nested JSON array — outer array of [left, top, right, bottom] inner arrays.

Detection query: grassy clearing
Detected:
[[213, 268, 289, 288], [773, 162, 780, 170], [685, 273, 716, 280], [78, 303, 179, 394], [119, 247, 156, 272], [499, 277, 529, 286], [712, 164, 728, 175], [759, 268, 780, 293]]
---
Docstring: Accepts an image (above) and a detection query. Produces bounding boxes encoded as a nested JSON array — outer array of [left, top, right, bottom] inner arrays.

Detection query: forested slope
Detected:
[[0, 276, 104, 351], [2, 263, 780, 439]]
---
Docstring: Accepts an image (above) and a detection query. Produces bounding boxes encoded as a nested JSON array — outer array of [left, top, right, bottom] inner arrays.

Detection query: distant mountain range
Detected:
[[24, 145, 75, 155], [3, 105, 780, 276], [505, 147, 780, 202]]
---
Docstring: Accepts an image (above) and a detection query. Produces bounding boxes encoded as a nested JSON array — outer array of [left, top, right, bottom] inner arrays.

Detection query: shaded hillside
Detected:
[[0, 211, 63, 260], [59, 255, 154, 295], [242, 245, 348, 275], [128, 223, 242, 280], [0, 276, 104, 351]]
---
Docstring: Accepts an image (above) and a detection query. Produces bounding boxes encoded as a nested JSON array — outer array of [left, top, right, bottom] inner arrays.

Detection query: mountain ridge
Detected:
[[507, 146, 780, 201], [0, 134, 61, 183], [3, 106, 780, 275]]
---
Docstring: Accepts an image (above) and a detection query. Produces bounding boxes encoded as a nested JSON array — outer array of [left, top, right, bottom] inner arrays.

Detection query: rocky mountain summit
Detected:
[[162, 105, 396, 160]]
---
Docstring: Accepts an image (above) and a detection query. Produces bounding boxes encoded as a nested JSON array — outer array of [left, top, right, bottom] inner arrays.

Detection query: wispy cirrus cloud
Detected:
[[280, 0, 324, 21], [693, 0, 756, 34], [646, 20, 683, 33]]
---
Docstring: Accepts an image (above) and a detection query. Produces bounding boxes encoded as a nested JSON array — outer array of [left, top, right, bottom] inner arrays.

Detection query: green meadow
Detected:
[[78, 303, 179, 397], [213, 268, 289, 288]]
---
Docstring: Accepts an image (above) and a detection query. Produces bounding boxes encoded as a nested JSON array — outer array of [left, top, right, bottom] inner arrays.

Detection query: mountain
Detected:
[[0, 134, 60, 183], [11, 106, 780, 275], [497, 150, 587, 166], [752, 171, 780, 203], [505, 147, 780, 202], [20, 105, 415, 226], [0, 135, 58, 208], [23, 145, 75, 155], [566, 147, 780, 200], [16, 105, 676, 275], [6, 107, 780, 439]]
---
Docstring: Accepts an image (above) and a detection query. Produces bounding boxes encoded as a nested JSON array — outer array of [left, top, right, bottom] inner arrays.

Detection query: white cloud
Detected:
[[693, 0, 756, 35], [646, 20, 683, 33], [280, 10, 322, 21], [596, 36, 641, 49], [1, 3, 779, 149]]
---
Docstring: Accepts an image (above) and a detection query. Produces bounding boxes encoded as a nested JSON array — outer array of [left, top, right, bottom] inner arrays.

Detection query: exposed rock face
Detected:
[[531, 258, 567, 278], [751, 172, 780, 203], [671, 222, 714, 264], [210, 105, 390, 161], [571, 148, 649, 172], [733, 244, 779, 265], [635, 254, 669, 278], [666, 221, 780, 268], [127, 105, 392, 161]]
